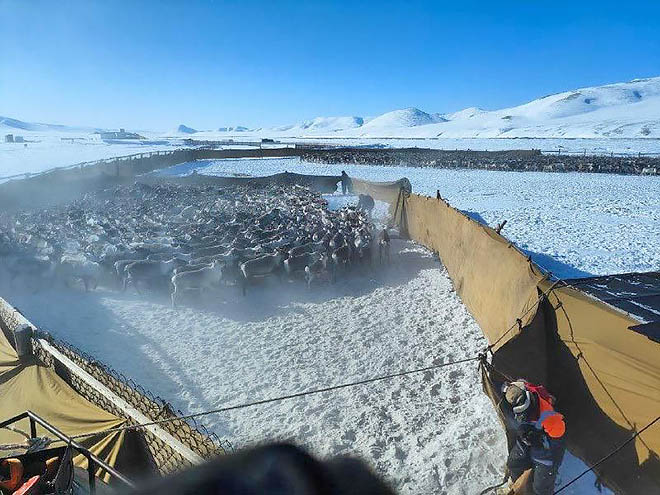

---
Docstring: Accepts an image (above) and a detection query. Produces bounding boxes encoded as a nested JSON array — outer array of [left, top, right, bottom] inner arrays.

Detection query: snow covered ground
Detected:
[[0, 131, 182, 178], [160, 157, 660, 278], [1, 154, 654, 494], [1, 238, 606, 495], [3, 129, 659, 182]]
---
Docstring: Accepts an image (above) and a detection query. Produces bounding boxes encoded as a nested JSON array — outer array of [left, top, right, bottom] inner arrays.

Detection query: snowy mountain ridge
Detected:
[[256, 76, 659, 139], [3, 76, 659, 139], [216, 76, 657, 139], [0, 116, 103, 133]]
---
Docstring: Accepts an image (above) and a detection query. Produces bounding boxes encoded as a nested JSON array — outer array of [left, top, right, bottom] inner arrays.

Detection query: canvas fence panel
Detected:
[[0, 329, 129, 482], [350, 177, 412, 204], [355, 175, 660, 493], [403, 195, 546, 351], [539, 280, 660, 493]]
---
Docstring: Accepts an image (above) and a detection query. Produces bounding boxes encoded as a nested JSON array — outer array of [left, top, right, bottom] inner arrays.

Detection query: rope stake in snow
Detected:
[[64, 355, 481, 442], [552, 415, 660, 494]]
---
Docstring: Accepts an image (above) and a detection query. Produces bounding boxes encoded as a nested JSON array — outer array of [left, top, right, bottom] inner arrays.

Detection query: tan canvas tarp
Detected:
[[144, 171, 342, 194], [0, 330, 128, 480], [403, 195, 546, 350], [539, 281, 660, 492], [350, 177, 411, 204], [363, 177, 660, 493]]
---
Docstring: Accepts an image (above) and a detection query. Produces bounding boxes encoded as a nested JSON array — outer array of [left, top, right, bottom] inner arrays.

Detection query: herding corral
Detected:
[[0, 179, 380, 307], [0, 159, 658, 494]]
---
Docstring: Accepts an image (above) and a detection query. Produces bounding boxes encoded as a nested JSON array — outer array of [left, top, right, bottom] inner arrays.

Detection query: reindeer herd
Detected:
[[0, 182, 392, 308]]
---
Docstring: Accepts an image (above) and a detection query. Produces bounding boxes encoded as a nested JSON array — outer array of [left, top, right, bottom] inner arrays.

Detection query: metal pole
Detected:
[[88, 460, 96, 495], [26, 412, 134, 487]]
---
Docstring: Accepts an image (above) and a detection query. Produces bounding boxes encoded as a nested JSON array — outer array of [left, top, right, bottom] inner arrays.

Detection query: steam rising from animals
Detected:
[[0, 180, 383, 306]]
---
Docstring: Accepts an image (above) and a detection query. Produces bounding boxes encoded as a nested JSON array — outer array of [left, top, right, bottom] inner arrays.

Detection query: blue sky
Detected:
[[1, 1, 659, 131]]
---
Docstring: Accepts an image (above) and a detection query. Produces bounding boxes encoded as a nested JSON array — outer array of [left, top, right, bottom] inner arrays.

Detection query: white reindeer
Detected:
[[171, 261, 223, 307]]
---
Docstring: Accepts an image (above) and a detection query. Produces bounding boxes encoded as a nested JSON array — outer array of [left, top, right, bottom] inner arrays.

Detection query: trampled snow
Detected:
[[1, 241, 607, 495]]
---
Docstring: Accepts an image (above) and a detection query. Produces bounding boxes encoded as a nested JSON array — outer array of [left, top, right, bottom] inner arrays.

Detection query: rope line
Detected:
[[553, 416, 660, 494], [66, 355, 480, 441]]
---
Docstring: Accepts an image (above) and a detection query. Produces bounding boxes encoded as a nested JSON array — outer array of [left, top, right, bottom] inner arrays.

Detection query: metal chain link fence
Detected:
[[1, 298, 230, 475]]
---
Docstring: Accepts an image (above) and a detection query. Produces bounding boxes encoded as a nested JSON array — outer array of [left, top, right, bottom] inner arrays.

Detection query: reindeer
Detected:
[[283, 252, 317, 278], [239, 252, 284, 295], [123, 258, 185, 293], [171, 261, 223, 307], [58, 255, 102, 291], [288, 242, 315, 258], [172, 262, 214, 276], [331, 244, 352, 282], [114, 258, 145, 286], [353, 233, 372, 266], [305, 253, 328, 289], [192, 243, 229, 259], [357, 194, 375, 217]]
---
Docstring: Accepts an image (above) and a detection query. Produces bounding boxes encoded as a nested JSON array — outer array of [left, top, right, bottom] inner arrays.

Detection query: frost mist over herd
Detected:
[[0, 181, 386, 305]]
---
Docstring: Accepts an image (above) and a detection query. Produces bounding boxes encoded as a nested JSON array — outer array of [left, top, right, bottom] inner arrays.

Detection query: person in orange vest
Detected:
[[500, 380, 566, 495]]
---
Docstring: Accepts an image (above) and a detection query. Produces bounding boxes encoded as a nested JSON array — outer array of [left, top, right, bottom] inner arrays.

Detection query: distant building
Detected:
[[14, 135, 24, 143], [641, 167, 657, 175], [97, 128, 144, 140], [5, 134, 13, 143]]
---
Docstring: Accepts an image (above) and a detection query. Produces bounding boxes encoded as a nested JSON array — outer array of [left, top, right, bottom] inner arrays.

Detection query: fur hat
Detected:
[[505, 382, 531, 413]]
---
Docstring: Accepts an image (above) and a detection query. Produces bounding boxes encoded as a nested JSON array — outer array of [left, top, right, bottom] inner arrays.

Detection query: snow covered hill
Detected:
[[0, 116, 101, 133], [203, 76, 660, 139], [299, 116, 364, 131], [360, 108, 442, 130], [177, 124, 198, 134]]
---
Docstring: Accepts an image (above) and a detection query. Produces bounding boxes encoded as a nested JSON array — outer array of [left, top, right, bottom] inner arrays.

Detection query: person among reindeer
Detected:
[[378, 228, 391, 264], [498, 380, 566, 495], [341, 170, 352, 195]]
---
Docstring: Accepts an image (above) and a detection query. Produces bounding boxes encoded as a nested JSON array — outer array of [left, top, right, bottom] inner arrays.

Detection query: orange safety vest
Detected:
[[525, 382, 566, 439]]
